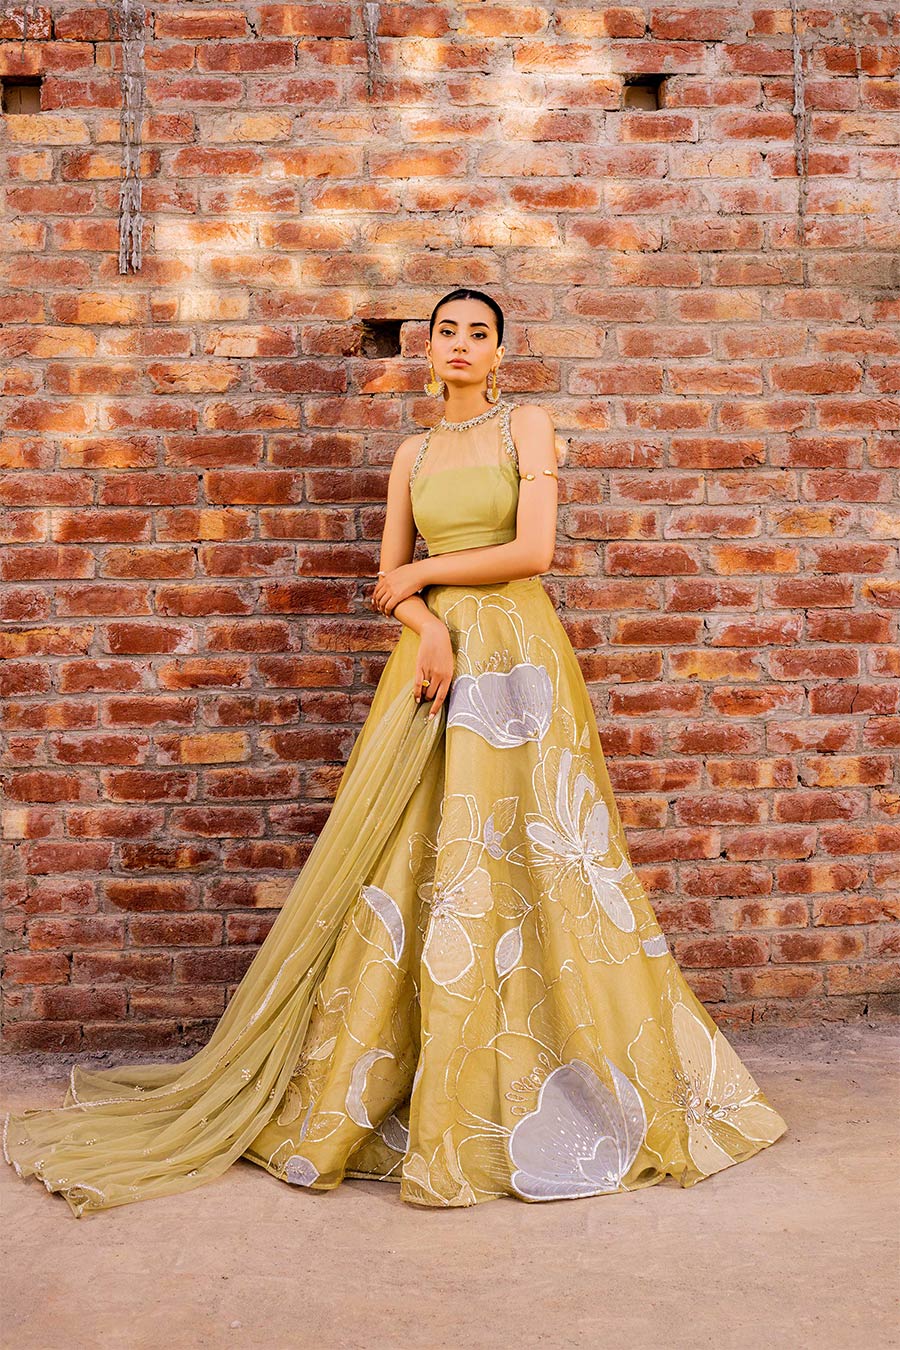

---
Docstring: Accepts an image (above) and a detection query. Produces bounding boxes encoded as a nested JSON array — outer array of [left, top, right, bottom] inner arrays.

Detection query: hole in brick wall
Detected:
[[622, 75, 666, 110], [357, 319, 403, 358], [1, 77, 42, 114]]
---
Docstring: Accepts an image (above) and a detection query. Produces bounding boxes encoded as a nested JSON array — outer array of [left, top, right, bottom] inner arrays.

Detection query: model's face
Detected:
[[426, 300, 503, 386]]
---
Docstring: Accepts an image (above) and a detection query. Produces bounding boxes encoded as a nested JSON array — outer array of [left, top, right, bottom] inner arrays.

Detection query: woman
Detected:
[[3, 288, 787, 1215]]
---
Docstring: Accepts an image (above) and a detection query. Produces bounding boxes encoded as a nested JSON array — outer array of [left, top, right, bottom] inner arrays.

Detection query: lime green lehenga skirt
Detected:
[[3, 577, 787, 1216]]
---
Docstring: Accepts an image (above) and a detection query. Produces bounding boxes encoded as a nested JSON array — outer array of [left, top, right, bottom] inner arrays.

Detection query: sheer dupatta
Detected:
[[3, 686, 445, 1217]]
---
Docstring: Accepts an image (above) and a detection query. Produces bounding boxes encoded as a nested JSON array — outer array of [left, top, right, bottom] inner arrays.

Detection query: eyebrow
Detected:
[[438, 320, 489, 328]]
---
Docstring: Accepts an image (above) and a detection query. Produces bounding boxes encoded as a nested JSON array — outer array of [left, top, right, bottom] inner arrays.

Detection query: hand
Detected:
[[414, 620, 454, 718], [372, 561, 427, 616]]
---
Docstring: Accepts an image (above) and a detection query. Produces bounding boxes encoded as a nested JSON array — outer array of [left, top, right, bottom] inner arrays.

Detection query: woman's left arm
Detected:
[[372, 405, 558, 611]]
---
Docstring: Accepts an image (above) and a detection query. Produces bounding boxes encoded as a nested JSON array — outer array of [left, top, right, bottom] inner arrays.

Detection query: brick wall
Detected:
[[1, 1, 898, 1051]]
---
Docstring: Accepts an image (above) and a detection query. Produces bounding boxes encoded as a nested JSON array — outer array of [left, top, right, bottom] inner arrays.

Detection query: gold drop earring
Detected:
[[424, 361, 445, 397], [485, 366, 500, 404]]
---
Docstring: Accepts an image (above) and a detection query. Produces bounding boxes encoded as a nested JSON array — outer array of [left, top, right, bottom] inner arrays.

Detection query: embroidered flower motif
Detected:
[[447, 662, 554, 748], [402, 1129, 478, 1207], [494, 926, 523, 978], [483, 796, 519, 859], [285, 1155, 320, 1187], [642, 933, 669, 957], [526, 746, 638, 945], [377, 1111, 410, 1154], [360, 883, 406, 963], [275, 988, 350, 1127], [508, 1057, 647, 1200], [345, 1048, 395, 1130], [411, 796, 531, 991], [627, 995, 786, 1177], [422, 856, 493, 989], [445, 962, 600, 1127]]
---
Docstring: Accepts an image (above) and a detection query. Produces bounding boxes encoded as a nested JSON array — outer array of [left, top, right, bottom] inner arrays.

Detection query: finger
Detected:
[[428, 678, 449, 717]]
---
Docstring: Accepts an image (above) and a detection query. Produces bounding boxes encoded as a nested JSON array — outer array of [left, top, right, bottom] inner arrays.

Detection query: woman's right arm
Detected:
[[375, 434, 432, 635], [374, 435, 454, 715]]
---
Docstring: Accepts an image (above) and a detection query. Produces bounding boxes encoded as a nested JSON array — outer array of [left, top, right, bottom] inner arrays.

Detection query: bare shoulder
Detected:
[[509, 403, 557, 472], [509, 402, 556, 439], [392, 431, 427, 476]]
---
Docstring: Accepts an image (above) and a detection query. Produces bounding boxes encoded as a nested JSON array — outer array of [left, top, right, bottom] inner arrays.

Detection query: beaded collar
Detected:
[[436, 400, 506, 432]]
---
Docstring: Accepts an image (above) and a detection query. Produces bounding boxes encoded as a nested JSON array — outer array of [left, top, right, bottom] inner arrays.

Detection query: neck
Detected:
[[440, 393, 499, 424]]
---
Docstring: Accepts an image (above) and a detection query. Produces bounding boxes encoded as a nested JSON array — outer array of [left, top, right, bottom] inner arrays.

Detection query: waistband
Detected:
[[425, 574, 546, 600]]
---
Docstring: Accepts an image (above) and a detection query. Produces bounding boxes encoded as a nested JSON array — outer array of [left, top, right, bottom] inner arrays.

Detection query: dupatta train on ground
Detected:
[[3, 685, 445, 1217]]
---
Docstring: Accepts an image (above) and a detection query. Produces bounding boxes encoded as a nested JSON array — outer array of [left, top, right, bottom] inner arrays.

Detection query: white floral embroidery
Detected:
[[627, 995, 786, 1176], [422, 859, 493, 989], [285, 1155, 320, 1186], [361, 883, 406, 963], [494, 927, 524, 978], [642, 933, 669, 957], [483, 796, 519, 859], [410, 796, 531, 991], [526, 746, 637, 934], [447, 662, 554, 748], [345, 1048, 395, 1129], [508, 1058, 647, 1200], [403, 1129, 478, 1207], [377, 1112, 410, 1154]]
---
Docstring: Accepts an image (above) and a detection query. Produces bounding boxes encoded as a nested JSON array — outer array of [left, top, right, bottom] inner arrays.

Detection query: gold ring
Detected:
[[421, 679, 430, 687]]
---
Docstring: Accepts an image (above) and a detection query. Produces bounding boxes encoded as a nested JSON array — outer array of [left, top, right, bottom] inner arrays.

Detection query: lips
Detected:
[[449, 360, 470, 366]]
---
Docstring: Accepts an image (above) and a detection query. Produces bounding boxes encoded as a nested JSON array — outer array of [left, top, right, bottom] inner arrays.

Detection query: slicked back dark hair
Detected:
[[429, 289, 504, 346]]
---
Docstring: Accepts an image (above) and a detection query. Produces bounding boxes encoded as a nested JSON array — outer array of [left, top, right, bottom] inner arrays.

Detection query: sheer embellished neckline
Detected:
[[436, 400, 508, 432], [409, 399, 519, 491]]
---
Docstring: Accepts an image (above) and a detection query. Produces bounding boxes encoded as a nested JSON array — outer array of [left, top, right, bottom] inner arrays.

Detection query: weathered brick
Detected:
[[1, 2, 895, 1048]]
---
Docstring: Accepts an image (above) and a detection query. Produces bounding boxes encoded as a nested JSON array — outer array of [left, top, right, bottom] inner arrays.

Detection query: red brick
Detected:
[[255, 5, 351, 37], [773, 932, 867, 963], [155, 9, 247, 39], [198, 40, 295, 72], [3, 952, 70, 984], [1, 3, 895, 1046], [33, 985, 126, 1020], [27, 915, 125, 950], [674, 935, 769, 967], [2, 1023, 82, 1052]]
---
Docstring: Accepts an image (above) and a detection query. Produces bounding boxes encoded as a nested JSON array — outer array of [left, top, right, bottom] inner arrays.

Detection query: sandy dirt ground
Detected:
[[0, 1021, 897, 1350]]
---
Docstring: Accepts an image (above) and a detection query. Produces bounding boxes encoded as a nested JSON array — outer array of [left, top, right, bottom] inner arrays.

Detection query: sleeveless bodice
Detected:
[[409, 399, 520, 556]]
